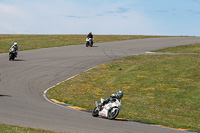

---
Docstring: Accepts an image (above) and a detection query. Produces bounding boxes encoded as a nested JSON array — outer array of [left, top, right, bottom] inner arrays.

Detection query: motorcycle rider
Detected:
[[9, 42, 18, 57], [99, 91, 123, 111], [87, 32, 94, 45]]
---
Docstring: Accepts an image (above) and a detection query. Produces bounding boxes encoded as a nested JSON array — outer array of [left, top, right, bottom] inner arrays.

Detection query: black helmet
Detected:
[[117, 91, 123, 99]]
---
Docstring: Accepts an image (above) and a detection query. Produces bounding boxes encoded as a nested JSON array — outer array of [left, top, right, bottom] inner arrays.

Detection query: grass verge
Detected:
[[152, 43, 200, 53], [0, 34, 169, 54], [0, 124, 62, 133], [47, 44, 200, 131]]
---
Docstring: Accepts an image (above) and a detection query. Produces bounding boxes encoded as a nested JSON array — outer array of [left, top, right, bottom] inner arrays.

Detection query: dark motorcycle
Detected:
[[9, 48, 17, 61]]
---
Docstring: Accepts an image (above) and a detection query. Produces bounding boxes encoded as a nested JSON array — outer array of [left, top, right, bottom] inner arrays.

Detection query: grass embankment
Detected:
[[0, 124, 62, 133], [0, 34, 165, 54], [152, 43, 200, 53], [47, 43, 200, 131]]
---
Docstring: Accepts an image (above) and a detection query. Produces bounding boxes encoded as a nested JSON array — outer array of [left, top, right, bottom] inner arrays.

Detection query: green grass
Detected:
[[47, 44, 200, 131], [0, 34, 168, 54], [152, 43, 200, 53], [0, 124, 62, 133]]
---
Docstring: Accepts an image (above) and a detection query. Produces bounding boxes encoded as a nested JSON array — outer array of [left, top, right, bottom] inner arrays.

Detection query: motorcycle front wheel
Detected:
[[92, 107, 99, 117], [107, 107, 119, 120], [9, 54, 11, 61], [86, 42, 89, 47], [9, 53, 14, 61]]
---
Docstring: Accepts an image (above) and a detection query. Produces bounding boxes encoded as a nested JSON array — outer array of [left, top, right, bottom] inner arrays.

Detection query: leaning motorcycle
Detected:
[[92, 98, 122, 120], [9, 48, 17, 61], [86, 37, 94, 47]]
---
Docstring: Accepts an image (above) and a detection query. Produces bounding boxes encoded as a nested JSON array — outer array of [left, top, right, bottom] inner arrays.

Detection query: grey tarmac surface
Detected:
[[0, 37, 200, 133]]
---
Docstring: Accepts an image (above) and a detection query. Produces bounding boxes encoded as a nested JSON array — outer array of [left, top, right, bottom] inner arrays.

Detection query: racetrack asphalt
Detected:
[[0, 37, 200, 133]]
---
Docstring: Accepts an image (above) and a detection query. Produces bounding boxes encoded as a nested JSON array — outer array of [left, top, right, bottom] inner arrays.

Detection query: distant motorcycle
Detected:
[[92, 98, 122, 120], [86, 37, 94, 47], [9, 48, 17, 61]]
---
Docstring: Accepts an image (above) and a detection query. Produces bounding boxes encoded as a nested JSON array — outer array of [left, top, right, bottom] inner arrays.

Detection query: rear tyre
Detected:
[[92, 107, 99, 117], [107, 107, 119, 120], [91, 41, 93, 47]]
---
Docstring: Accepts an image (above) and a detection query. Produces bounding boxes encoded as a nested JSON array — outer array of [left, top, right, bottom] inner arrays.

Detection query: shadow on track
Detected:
[[12, 59, 26, 61], [86, 46, 98, 47], [0, 94, 11, 97]]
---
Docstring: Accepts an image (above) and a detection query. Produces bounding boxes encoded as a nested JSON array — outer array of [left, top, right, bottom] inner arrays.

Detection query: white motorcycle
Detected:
[[92, 98, 122, 120], [86, 37, 94, 47]]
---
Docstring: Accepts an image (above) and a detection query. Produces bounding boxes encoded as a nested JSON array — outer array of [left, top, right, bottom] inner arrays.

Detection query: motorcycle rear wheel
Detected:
[[107, 107, 119, 120], [92, 107, 99, 117]]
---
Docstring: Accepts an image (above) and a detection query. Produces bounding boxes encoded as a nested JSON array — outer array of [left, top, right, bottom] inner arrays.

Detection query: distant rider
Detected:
[[9, 42, 18, 57], [87, 32, 94, 45], [99, 91, 123, 111]]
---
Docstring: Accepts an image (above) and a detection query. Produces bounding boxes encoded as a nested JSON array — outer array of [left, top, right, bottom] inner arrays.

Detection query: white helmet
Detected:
[[14, 42, 18, 46]]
